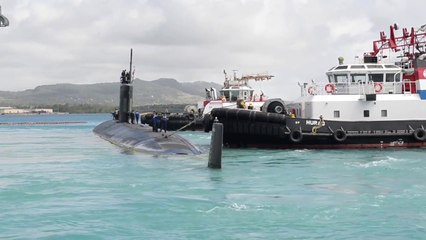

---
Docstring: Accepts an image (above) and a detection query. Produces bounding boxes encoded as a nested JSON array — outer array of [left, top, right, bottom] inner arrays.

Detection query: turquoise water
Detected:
[[1, 114, 426, 239]]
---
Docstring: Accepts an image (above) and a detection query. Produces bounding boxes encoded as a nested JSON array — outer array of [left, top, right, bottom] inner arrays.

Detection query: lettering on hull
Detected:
[[306, 120, 319, 126]]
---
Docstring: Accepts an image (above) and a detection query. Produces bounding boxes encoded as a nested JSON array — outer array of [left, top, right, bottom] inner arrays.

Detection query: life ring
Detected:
[[413, 128, 426, 141], [333, 129, 347, 142], [308, 86, 316, 95], [374, 82, 383, 93], [325, 83, 335, 93], [289, 129, 303, 143]]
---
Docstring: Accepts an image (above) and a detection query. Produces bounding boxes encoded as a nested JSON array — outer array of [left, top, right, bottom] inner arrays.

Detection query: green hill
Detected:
[[0, 78, 223, 107]]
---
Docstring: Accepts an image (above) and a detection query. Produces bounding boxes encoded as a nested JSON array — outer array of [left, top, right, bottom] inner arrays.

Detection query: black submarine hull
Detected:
[[93, 120, 201, 155]]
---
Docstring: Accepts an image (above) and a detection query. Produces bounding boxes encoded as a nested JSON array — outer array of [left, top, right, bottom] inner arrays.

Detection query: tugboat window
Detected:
[[381, 110, 387, 117], [221, 91, 230, 100], [364, 110, 370, 117], [334, 74, 348, 84], [350, 65, 365, 69], [367, 65, 383, 69], [351, 74, 366, 83], [385, 73, 395, 82], [395, 73, 401, 82], [368, 73, 383, 82], [243, 91, 249, 100], [384, 65, 398, 68], [335, 65, 348, 70], [231, 90, 239, 101], [334, 110, 340, 118]]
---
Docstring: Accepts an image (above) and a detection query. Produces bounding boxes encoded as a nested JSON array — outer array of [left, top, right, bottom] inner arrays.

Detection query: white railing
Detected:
[[302, 81, 412, 96]]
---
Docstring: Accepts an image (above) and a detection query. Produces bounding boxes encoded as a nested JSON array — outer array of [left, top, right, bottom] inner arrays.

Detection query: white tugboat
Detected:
[[211, 23, 426, 149], [199, 70, 279, 115], [141, 70, 284, 131]]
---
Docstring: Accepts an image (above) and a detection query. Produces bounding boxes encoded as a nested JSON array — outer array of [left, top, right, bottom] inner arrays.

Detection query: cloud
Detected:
[[0, 0, 425, 100]]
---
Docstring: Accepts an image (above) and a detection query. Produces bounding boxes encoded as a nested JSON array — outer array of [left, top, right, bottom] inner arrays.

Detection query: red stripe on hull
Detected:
[[226, 142, 426, 149]]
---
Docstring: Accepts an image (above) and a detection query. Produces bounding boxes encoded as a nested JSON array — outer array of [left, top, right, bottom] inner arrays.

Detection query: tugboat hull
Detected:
[[211, 108, 426, 149]]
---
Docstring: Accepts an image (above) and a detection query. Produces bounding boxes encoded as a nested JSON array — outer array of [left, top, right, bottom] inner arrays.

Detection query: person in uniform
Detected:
[[161, 113, 169, 133], [135, 111, 140, 124], [130, 111, 135, 124], [248, 103, 254, 110]]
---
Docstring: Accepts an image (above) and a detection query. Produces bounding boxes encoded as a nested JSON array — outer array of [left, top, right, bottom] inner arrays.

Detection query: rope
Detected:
[[165, 119, 197, 138]]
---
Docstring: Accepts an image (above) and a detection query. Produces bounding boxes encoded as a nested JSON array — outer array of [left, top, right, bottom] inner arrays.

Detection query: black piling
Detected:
[[208, 118, 223, 169]]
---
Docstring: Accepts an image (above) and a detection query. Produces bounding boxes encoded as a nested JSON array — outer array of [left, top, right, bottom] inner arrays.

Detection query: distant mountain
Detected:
[[0, 78, 223, 106]]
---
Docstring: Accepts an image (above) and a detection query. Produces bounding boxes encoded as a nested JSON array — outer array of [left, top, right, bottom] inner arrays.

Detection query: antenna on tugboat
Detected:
[[393, 23, 399, 30], [129, 48, 133, 82], [232, 69, 239, 81], [418, 24, 426, 33], [223, 69, 228, 81]]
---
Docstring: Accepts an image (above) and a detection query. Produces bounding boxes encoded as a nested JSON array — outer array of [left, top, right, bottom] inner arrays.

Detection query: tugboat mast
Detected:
[[129, 48, 133, 82], [366, 23, 426, 60]]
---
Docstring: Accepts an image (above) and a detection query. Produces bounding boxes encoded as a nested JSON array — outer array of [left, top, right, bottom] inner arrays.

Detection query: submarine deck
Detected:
[[93, 120, 201, 155]]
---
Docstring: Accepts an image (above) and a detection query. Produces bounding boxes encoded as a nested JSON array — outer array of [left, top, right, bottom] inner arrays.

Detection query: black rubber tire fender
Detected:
[[289, 129, 303, 143], [267, 101, 285, 114], [413, 128, 426, 141], [333, 129, 347, 142]]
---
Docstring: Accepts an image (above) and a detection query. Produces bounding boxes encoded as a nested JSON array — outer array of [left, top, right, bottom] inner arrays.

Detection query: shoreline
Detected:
[[0, 112, 69, 116]]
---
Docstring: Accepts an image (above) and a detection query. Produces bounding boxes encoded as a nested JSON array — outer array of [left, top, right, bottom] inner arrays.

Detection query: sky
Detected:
[[0, 0, 425, 100]]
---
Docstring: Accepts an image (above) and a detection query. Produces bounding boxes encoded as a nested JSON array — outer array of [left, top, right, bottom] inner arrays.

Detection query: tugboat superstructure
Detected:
[[200, 70, 274, 115]]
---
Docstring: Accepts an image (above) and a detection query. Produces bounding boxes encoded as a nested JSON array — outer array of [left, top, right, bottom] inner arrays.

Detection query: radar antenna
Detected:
[[223, 69, 274, 88], [367, 23, 426, 60]]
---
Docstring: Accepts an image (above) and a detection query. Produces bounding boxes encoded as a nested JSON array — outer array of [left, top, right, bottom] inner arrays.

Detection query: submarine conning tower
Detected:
[[118, 49, 134, 123]]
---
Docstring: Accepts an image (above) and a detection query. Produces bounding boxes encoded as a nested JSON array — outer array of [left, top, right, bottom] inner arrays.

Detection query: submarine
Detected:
[[93, 49, 201, 155]]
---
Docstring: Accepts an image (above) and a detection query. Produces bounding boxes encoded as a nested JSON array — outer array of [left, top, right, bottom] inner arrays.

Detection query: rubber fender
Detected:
[[252, 111, 270, 122], [210, 108, 227, 119], [203, 114, 213, 132], [413, 128, 426, 141], [333, 129, 347, 142], [236, 109, 251, 121], [266, 113, 287, 124], [261, 98, 286, 114], [289, 129, 303, 143]]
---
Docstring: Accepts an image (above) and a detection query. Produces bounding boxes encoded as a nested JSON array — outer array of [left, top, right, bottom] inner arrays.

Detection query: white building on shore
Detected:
[[0, 107, 54, 114]]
